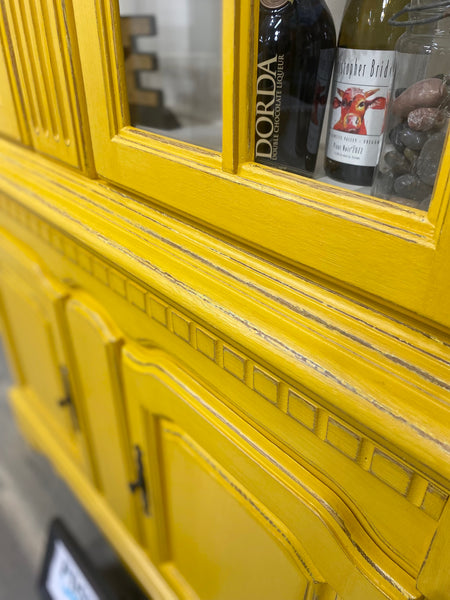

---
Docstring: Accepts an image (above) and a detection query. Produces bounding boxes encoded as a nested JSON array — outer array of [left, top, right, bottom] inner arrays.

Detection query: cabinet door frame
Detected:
[[72, 0, 450, 327]]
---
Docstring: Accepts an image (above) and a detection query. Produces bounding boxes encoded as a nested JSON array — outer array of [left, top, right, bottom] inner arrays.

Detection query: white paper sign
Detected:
[[46, 540, 100, 600]]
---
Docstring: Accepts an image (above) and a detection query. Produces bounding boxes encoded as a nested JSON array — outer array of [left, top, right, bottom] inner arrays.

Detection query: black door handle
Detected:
[[129, 445, 149, 515]]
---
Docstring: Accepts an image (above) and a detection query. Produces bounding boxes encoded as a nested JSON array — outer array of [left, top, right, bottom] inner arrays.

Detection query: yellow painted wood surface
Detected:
[[0, 136, 448, 597], [0, 36, 23, 142], [121, 345, 420, 600], [0, 229, 92, 476], [65, 293, 140, 539], [72, 0, 450, 328], [0, 1, 449, 599], [419, 500, 450, 598], [0, 0, 94, 171]]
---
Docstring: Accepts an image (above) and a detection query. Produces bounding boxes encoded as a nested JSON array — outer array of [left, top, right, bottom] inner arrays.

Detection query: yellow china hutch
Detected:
[[0, 1, 449, 599]]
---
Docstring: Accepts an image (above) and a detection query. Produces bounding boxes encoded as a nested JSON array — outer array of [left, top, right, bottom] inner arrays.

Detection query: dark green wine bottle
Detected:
[[324, 0, 405, 186], [254, 0, 336, 177]]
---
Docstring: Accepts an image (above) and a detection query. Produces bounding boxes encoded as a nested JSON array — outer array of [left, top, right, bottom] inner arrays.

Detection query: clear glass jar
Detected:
[[372, 0, 450, 210]]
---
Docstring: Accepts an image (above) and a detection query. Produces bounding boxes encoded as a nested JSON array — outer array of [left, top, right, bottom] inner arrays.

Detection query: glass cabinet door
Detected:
[[119, 0, 222, 151], [72, 0, 450, 329]]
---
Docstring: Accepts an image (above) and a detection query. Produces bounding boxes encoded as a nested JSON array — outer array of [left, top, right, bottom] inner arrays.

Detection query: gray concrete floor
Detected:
[[0, 342, 146, 600]]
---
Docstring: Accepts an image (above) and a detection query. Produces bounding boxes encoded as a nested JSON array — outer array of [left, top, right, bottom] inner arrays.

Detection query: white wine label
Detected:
[[260, 0, 292, 8], [326, 48, 395, 167]]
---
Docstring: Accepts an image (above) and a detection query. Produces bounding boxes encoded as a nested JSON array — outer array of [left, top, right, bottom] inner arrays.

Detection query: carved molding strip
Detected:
[[0, 193, 447, 522]]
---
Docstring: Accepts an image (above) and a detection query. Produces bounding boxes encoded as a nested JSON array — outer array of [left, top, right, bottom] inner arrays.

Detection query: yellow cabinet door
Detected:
[[122, 344, 418, 600], [0, 230, 88, 470], [64, 292, 139, 538]]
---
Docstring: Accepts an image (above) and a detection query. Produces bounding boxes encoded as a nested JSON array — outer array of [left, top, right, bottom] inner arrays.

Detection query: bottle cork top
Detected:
[[260, 0, 292, 9]]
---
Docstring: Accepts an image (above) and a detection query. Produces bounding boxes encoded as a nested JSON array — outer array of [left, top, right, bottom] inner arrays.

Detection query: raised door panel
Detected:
[[156, 418, 311, 600], [0, 231, 86, 468], [64, 293, 139, 538], [0, 0, 93, 171], [121, 344, 420, 600]]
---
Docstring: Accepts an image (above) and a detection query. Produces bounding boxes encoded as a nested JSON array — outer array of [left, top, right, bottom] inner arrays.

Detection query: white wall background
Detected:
[[119, 0, 222, 124]]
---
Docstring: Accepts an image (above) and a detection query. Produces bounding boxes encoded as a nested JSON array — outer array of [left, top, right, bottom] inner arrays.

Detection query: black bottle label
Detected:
[[326, 48, 395, 167], [254, 54, 286, 162], [256, 0, 335, 175]]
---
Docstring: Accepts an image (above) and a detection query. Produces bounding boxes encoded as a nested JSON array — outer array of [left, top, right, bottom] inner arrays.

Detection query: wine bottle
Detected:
[[254, 0, 336, 177], [324, 0, 406, 186]]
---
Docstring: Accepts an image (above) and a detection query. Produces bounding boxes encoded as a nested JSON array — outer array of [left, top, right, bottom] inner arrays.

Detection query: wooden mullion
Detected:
[[222, 0, 255, 173]]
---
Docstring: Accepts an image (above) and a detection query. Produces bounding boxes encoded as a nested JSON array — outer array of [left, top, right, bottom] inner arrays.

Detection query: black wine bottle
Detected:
[[324, 0, 405, 186], [254, 0, 336, 177]]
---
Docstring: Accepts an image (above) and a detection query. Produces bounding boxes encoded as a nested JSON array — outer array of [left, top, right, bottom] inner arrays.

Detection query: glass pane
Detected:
[[253, 0, 450, 213], [119, 0, 222, 151]]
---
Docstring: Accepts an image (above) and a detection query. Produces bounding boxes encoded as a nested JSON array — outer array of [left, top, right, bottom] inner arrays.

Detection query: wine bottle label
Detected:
[[326, 48, 395, 167], [254, 54, 286, 162], [260, 0, 292, 9]]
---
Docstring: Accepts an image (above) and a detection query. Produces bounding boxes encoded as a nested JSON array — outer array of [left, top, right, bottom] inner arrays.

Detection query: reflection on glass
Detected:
[[119, 0, 222, 151]]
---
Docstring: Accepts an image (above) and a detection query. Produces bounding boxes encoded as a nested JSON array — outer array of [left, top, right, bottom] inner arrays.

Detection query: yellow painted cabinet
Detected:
[[0, 1, 449, 599], [0, 230, 89, 472]]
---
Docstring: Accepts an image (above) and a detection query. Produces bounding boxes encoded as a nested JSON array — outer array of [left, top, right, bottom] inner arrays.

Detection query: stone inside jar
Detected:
[[373, 76, 449, 210]]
